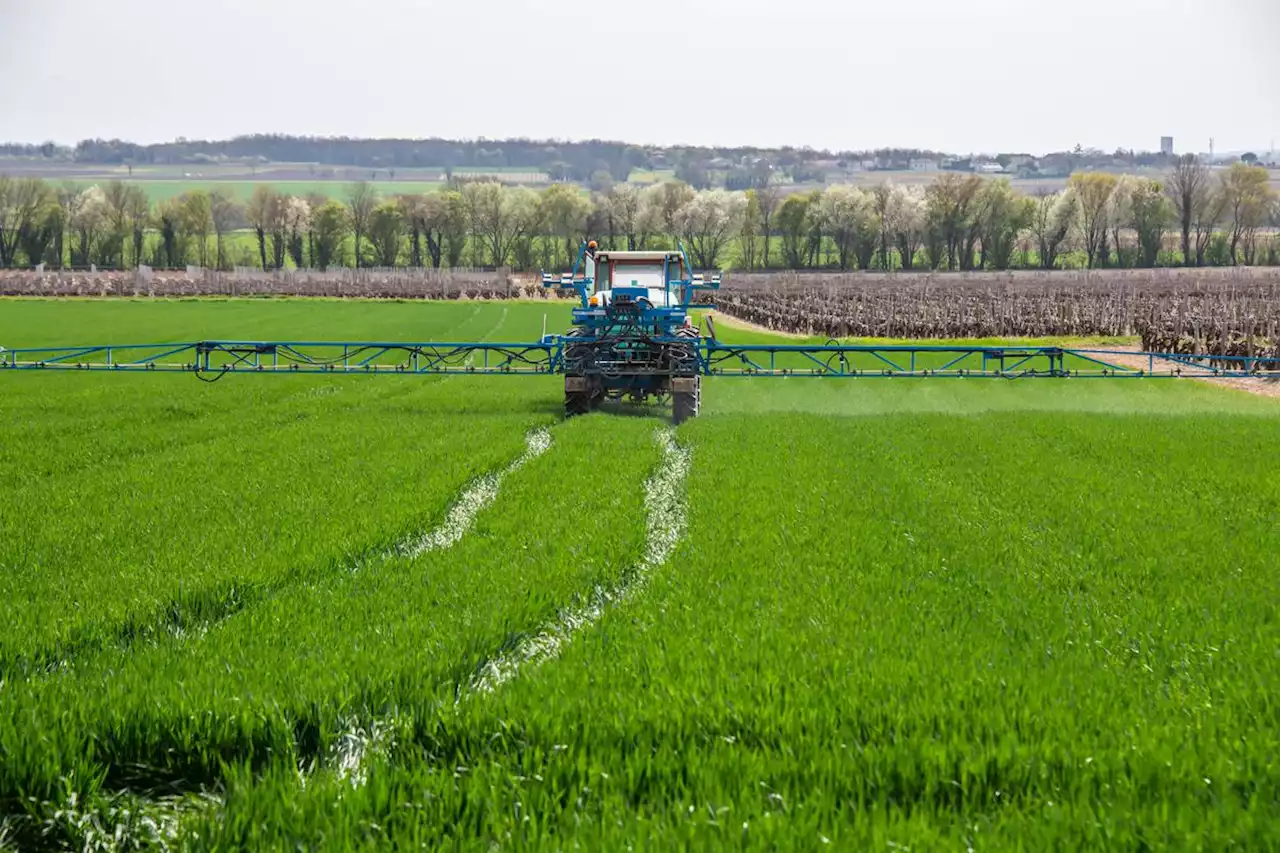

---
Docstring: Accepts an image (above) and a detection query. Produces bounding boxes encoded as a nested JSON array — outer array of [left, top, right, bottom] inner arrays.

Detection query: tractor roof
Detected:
[[595, 251, 683, 262]]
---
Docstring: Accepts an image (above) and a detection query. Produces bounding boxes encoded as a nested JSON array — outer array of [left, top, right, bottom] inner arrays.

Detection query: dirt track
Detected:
[[712, 310, 1280, 400], [1094, 346, 1280, 399]]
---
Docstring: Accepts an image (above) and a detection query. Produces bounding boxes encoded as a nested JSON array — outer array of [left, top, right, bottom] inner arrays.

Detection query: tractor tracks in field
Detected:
[[465, 427, 691, 695], [319, 427, 691, 792], [30, 425, 692, 848], [4, 426, 554, 851], [0, 427, 553, 684], [386, 426, 551, 560]]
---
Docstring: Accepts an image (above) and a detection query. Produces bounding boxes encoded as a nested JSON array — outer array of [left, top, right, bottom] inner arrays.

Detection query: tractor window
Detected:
[[592, 258, 609, 291], [611, 263, 665, 290]]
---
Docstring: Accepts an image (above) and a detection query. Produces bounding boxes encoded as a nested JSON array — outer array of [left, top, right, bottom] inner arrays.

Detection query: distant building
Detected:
[[974, 162, 1004, 174], [908, 158, 939, 171], [1160, 136, 1174, 156]]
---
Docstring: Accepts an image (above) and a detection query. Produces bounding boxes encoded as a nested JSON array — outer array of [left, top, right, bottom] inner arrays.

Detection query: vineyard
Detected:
[[0, 267, 542, 300], [10, 265, 1280, 363], [717, 267, 1280, 362], [2, 299, 1280, 850]]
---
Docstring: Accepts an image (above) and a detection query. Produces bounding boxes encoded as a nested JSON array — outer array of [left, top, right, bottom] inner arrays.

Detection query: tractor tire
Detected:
[[565, 390, 593, 417], [565, 374, 600, 417], [564, 326, 592, 373], [671, 375, 700, 425], [669, 325, 700, 374]]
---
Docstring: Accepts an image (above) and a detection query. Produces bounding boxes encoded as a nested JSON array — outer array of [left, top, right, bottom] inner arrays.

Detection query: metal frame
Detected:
[[0, 341, 559, 375], [5, 340, 1278, 379], [697, 342, 1280, 378]]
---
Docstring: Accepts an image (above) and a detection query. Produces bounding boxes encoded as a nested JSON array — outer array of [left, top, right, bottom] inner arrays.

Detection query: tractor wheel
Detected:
[[669, 325, 700, 373], [671, 375, 700, 425], [564, 326, 592, 373], [565, 389, 593, 417], [565, 374, 600, 417]]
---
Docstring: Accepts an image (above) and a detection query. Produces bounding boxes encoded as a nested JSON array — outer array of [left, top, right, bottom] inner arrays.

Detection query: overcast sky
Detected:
[[1, 0, 1277, 155]]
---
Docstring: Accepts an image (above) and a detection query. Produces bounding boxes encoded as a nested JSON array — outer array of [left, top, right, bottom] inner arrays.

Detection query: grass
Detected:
[[1, 298, 1279, 849]]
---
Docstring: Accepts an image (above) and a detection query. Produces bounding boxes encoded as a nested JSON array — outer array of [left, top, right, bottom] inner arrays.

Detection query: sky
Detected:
[[1, 0, 1277, 156]]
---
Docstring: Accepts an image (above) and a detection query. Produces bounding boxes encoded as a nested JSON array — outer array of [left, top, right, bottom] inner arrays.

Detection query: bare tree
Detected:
[[407, 192, 454, 268], [397, 194, 425, 267], [739, 189, 761, 270], [101, 181, 132, 267], [756, 182, 781, 267], [976, 179, 1033, 271], [1107, 175, 1136, 268], [440, 190, 469, 267], [539, 183, 590, 267], [310, 200, 349, 270], [180, 191, 213, 268], [1129, 179, 1173, 268], [54, 183, 83, 268], [210, 190, 241, 270], [924, 173, 983, 270], [346, 182, 379, 268], [602, 183, 642, 250], [650, 181, 696, 241], [508, 189, 544, 271], [124, 186, 149, 269], [1191, 183, 1227, 267], [268, 195, 290, 269], [871, 183, 893, 269], [0, 174, 11, 266], [245, 186, 279, 271], [366, 200, 405, 267], [814, 185, 876, 270], [1220, 163, 1272, 265], [674, 189, 746, 269], [636, 183, 679, 250], [71, 186, 110, 267], [1068, 172, 1118, 268], [1028, 188, 1076, 270], [885, 184, 926, 271], [154, 197, 186, 267], [463, 181, 536, 267], [0, 177, 54, 267], [1164, 154, 1211, 266], [283, 197, 310, 268]]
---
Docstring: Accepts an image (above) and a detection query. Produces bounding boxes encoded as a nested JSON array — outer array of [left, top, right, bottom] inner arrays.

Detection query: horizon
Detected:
[[2, 131, 1277, 162]]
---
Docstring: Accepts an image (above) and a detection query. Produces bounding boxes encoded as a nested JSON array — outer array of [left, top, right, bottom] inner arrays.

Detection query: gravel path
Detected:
[[1090, 346, 1280, 398]]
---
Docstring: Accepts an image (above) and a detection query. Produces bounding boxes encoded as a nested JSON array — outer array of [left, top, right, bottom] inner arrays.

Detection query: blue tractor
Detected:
[[542, 241, 720, 423]]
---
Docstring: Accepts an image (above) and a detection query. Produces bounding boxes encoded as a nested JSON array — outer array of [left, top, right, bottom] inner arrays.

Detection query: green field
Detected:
[[61, 179, 448, 204], [2, 300, 1279, 850]]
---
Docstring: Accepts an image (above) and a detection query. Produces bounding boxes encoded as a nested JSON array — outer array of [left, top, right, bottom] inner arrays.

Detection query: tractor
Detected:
[[542, 241, 719, 423]]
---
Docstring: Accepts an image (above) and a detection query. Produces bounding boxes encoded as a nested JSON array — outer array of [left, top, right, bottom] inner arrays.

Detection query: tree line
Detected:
[[0, 135, 954, 182], [0, 157, 1276, 273]]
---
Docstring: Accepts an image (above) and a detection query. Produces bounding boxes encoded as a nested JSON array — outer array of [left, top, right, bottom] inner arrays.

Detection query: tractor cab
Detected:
[[585, 250, 689, 309]]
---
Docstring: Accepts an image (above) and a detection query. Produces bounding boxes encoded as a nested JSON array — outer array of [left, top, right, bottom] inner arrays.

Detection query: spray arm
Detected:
[[541, 241, 595, 308]]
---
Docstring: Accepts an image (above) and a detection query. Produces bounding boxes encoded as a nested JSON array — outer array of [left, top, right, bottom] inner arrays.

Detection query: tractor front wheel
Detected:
[[565, 375, 599, 417], [671, 375, 700, 425]]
